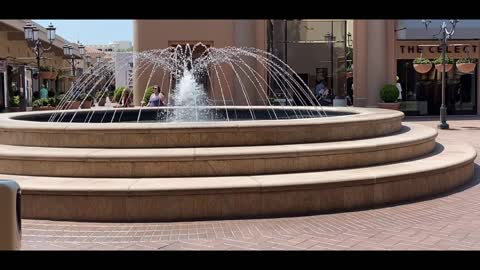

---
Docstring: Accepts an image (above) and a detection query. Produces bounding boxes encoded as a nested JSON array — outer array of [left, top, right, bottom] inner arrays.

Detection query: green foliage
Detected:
[[84, 94, 93, 101], [456, 57, 477, 64], [413, 58, 431, 64], [433, 56, 455, 65], [114, 87, 126, 102], [56, 94, 65, 105], [48, 97, 56, 107], [76, 93, 85, 101], [380, 84, 399, 103], [143, 86, 155, 104], [33, 98, 49, 108], [10, 95, 20, 107], [32, 99, 41, 108]]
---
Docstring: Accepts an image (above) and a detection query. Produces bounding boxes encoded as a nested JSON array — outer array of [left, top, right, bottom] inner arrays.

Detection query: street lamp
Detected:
[[24, 21, 56, 94], [422, 19, 459, 130], [325, 32, 336, 100], [85, 55, 91, 67], [63, 42, 85, 76]]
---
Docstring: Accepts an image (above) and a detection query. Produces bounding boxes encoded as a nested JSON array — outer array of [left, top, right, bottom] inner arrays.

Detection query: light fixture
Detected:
[[23, 22, 34, 40], [63, 44, 70, 56], [347, 32, 352, 47], [46, 23, 56, 43], [32, 27, 39, 42], [78, 43, 85, 56]]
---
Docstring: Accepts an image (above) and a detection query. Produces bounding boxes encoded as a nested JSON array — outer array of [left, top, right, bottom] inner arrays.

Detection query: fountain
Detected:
[[0, 44, 475, 221]]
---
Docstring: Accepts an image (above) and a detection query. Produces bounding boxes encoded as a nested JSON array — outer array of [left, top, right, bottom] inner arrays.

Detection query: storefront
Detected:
[[267, 20, 350, 102], [396, 40, 479, 116]]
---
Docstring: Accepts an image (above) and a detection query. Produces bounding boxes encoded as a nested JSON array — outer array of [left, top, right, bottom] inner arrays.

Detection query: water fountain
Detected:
[[0, 44, 475, 221]]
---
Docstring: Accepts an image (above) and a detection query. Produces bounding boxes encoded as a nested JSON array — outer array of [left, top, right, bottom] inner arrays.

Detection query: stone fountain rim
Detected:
[[0, 106, 404, 132]]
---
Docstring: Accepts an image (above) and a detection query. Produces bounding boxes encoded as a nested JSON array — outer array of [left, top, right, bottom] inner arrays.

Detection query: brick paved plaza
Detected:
[[20, 116, 480, 250]]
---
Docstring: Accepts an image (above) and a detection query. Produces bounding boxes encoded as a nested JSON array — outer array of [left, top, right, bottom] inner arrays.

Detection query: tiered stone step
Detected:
[[4, 141, 475, 221], [0, 123, 436, 177]]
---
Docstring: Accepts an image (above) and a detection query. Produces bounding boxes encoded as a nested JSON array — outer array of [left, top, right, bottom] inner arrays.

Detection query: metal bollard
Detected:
[[0, 180, 22, 250]]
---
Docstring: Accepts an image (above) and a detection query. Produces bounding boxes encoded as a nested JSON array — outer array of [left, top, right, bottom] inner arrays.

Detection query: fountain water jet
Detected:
[[48, 43, 327, 124]]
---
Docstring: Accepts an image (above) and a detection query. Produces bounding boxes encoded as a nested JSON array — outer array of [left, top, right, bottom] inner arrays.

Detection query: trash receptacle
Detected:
[[0, 180, 21, 250]]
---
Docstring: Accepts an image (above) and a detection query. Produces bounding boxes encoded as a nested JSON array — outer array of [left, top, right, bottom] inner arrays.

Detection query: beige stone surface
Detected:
[[2, 141, 475, 221], [0, 107, 403, 148], [0, 123, 435, 177]]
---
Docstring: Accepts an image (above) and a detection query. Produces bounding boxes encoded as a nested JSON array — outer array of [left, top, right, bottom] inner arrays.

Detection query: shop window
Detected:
[[397, 59, 477, 115]]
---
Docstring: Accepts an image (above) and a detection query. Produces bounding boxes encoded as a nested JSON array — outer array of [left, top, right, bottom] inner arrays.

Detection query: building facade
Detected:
[[133, 19, 480, 115], [0, 20, 82, 112]]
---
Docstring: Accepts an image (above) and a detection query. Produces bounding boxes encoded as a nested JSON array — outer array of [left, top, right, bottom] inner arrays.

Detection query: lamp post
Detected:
[[85, 55, 91, 68], [422, 19, 459, 130], [325, 32, 336, 100], [63, 42, 85, 77], [23, 21, 56, 93]]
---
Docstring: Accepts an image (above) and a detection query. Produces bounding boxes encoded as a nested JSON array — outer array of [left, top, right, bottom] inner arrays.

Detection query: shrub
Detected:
[[76, 93, 85, 101], [32, 99, 42, 108], [457, 57, 477, 64], [56, 93, 66, 105], [33, 98, 49, 108], [380, 84, 399, 103], [95, 91, 105, 100], [48, 90, 55, 97], [433, 56, 455, 65], [85, 94, 93, 101], [48, 97, 56, 107], [143, 86, 155, 104], [10, 95, 21, 107], [413, 58, 431, 64], [114, 87, 125, 102]]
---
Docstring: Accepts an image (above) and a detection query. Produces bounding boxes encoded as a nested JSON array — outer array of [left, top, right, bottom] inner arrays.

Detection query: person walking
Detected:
[[40, 84, 48, 99]]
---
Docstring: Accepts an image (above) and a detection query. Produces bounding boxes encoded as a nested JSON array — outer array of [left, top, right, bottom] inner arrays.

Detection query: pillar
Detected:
[[353, 20, 396, 107]]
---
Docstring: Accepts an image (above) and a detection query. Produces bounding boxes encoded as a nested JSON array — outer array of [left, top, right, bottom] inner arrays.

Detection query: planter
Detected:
[[378, 102, 401, 111], [98, 97, 106, 106], [81, 100, 93, 109], [413, 64, 432, 74], [456, 63, 476, 74], [66, 101, 81, 110], [33, 106, 55, 111], [40, 71, 58, 80], [435, 64, 453, 73]]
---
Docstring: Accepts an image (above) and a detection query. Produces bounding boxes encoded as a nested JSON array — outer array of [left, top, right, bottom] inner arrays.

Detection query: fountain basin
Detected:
[[0, 106, 403, 148]]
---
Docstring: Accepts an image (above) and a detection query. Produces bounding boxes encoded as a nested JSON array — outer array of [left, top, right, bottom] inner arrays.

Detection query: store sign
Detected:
[[396, 40, 480, 59], [0, 59, 6, 73]]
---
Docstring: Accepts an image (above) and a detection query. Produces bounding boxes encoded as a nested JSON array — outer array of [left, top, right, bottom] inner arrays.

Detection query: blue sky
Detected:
[[34, 20, 133, 45]]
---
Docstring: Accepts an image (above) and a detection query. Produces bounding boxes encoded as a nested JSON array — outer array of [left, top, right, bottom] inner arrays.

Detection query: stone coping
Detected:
[[0, 107, 404, 148], [0, 123, 434, 161], [0, 106, 403, 131], [8, 142, 475, 196]]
